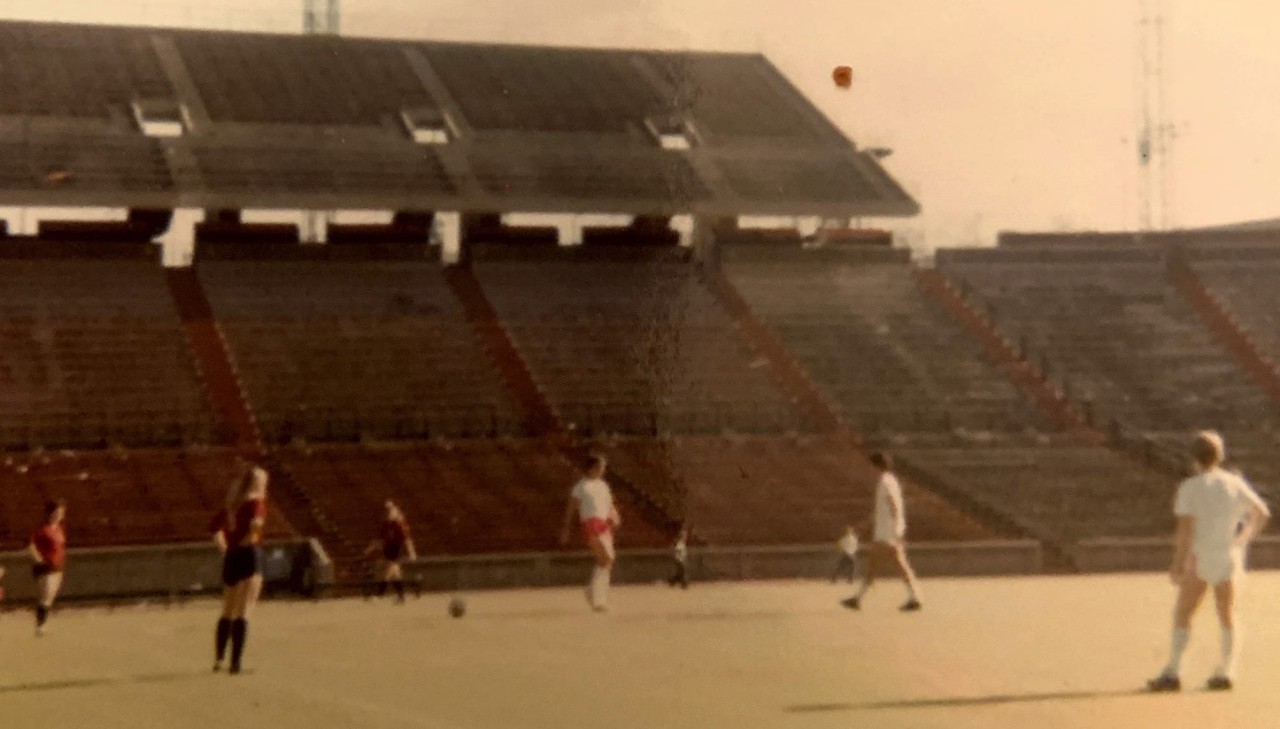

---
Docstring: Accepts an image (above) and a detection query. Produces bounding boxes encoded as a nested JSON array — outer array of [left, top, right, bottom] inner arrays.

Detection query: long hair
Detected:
[[225, 461, 266, 532]]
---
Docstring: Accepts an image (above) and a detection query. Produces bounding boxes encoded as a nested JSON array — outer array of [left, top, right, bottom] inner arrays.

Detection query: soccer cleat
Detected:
[[1146, 674, 1181, 692], [212, 661, 223, 673], [229, 663, 242, 676], [1206, 675, 1233, 691], [900, 599, 923, 612], [840, 596, 861, 611]]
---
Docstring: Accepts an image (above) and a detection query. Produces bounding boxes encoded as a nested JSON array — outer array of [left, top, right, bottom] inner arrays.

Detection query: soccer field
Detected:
[[4, 574, 1280, 728]]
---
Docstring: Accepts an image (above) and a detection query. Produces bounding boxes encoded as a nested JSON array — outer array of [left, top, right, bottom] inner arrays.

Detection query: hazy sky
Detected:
[[3, 0, 1279, 250]]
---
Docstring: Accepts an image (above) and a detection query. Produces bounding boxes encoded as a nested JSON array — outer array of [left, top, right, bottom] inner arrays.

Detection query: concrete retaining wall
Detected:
[[405, 540, 1045, 592], [1071, 536, 1280, 574], [0, 538, 331, 603]]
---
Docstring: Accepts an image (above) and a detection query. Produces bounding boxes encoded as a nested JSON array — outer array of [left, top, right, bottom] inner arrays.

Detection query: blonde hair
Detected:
[[1193, 430, 1225, 469], [225, 463, 267, 531]]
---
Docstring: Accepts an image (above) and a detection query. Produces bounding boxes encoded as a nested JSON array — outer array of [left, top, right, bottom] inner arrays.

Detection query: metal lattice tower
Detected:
[[303, 0, 340, 35], [1137, 0, 1174, 231], [302, 0, 339, 241]]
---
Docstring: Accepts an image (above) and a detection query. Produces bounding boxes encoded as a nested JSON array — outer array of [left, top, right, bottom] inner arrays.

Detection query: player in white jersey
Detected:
[[559, 454, 620, 611], [841, 452, 922, 611], [1148, 431, 1270, 692]]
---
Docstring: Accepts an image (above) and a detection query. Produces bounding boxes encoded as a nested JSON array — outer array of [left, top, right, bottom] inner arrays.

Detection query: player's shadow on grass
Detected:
[[0, 670, 206, 695], [787, 688, 1148, 712]]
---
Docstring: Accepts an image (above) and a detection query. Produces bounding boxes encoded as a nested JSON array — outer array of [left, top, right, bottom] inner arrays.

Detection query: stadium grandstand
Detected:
[[1, 17, 1278, 595]]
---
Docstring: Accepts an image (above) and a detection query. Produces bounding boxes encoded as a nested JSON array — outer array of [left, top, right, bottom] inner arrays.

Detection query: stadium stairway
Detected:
[[700, 265, 842, 435], [700, 262, 1033, 545], [442, 264, 559, 436], [1167, 257, 1280, 409], [914, 268, 1104, 442], [164, 268, 260, 447], [165, 267, 356, 567], [444, 261, 683, 539]]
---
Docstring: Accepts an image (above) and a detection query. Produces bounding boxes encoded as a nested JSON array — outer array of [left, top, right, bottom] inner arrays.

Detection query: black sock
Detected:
[[392, 581, 405, 600], [35, 605, 48, 627], [215, 618, 232, 662], [229, 618, 248, 671], [375, 582, 388, 597]]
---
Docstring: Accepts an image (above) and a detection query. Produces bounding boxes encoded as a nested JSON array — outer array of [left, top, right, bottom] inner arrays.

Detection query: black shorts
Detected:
[[32, 563, 60, 580], [382, 544, 404, 563], [222, 545, 264, 587]]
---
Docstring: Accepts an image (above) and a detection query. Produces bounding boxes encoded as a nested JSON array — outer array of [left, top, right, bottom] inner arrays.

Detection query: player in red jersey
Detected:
[[28, 498, 67, 636], [363, 499, 417, 603], [210, 458, 269, 675]]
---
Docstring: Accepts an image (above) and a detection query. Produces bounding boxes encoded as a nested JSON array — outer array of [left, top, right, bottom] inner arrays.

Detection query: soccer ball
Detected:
[[832, 65, 853, 89], [448, 597, 466, 618]]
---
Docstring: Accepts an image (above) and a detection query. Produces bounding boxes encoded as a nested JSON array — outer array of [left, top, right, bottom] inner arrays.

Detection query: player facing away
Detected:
[[841, 452, 922, 612], [210, 458, 269, 675], [668, 525, 689, 589], [559, 454, 620, 612], [363, 499, 417, 603], [28, 498, 67, 636], [831, 526, 859, 584], [1148, 431, 1270, 692]]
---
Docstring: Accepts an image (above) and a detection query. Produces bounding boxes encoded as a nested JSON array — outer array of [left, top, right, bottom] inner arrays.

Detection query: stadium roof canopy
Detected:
[[0, 19, 918, 218]]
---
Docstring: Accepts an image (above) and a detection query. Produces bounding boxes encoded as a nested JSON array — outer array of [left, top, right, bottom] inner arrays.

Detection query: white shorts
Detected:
[[1191, 548, 1244, 586], [874, 523, 905, 546]]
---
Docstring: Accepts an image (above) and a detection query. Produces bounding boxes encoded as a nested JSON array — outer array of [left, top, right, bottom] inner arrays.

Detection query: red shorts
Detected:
[[580, 518, 613, 539]]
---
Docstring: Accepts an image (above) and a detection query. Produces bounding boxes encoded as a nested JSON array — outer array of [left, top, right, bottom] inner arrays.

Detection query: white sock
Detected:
[[590, 567, 610, 607], [1164, 628, 1190, 676], [1218, 627, 1236, 679]]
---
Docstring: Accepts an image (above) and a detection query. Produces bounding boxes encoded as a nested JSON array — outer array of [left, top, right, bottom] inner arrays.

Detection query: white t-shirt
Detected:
[[838, 533, 859, 556], [572, 478, 614, 522], [1174, 467, 1269, 557], [874, 473, 906, 542]]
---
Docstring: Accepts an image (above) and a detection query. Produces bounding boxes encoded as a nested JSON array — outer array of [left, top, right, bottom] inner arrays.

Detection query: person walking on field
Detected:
[[841, 452, 922, 612], [832, 526, 859, 584]]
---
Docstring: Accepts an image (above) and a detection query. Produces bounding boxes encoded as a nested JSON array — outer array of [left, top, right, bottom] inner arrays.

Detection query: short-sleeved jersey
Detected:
[[674, 537, 688, 562], [838, 532, 859, 556], [210, 499, 268, 547], [1174, 467, 1270, 556], [874, 473, 906, 538], [572, 478, 614, 522], [30, 523, 67, 570], [380, 519, 411, 556]]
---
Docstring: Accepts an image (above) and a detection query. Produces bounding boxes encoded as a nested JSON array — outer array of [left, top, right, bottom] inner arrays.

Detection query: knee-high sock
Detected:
[[230, 618, 248, 668], [392, 580, 405, 601], [215, 617, 232, 661], [1218, 627, 1237, 679], [35, 605, 48, 627], [590, 567, 610, 606], [1164, 627, 1190, 676]]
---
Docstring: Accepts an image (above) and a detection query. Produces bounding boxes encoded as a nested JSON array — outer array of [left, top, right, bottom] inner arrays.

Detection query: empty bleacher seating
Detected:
[[197, 252, 523, 443], [0, 447, 293, 549], [603, 435, 1002, 545], [940, 247, 1276, 435], [274, 440, 667, 555], [724, 246, 1050, 439], [646, 54, 821, 140], [175, 32, 435, 126], [0, 246, 215, 449], [191, 139, 454, 196], [468, 148, 709, 201], [0, 133, 173, 193], [896, 445, 1174, 543], [0, 22, 173, 118], [421, 44, 665, 134], [474, 250, 807, 436]]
